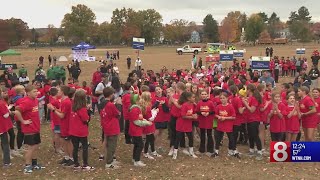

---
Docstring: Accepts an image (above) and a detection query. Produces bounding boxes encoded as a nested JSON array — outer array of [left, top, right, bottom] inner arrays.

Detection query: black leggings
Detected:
[[270, 132, 284, 142], [132, 136, 143, 162], [174, 131, 193, 149], [233, 125, 241, 144], [247, 122, 262, 151], [71, 136, 88, 166], [169, 116, 185, 148], [214, 130, 236, 150], [199, 129, 213, 153], [7, 128, 15, 150], [16, 122, 24, 149], [144, 134, 155, 153], [239, 123, 248, 143], [124, 121, 131, 144]]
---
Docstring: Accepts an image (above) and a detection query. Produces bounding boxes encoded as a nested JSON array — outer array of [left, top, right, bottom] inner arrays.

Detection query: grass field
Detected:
[[1, 44, 320, 180]]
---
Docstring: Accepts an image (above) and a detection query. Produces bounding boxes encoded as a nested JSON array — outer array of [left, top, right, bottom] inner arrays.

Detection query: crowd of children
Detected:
[[0, 57, 320, 173]]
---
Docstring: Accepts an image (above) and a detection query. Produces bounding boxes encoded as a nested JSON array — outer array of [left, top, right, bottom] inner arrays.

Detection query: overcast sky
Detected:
[[1, 0, 319, 28]]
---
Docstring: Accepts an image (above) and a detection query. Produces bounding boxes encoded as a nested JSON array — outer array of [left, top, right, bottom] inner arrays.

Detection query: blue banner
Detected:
[[233, 52, 244, 58], [251, 61, 270, 70], [132, 42, 145, 50], [291, 142, 320, 162], [219, 54, 233, 61]]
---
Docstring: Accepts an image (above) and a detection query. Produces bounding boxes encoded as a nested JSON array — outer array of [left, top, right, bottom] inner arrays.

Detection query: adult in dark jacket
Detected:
[[71, 65, 81, 80]]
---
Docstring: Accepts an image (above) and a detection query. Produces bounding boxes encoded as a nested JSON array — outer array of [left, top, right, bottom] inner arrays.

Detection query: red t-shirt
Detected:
[[170, 94, 180, 118], [285, 105, 300, 133], [101, 101, 120, 136], [247, 96, 261, 122], [196, 100, 214, 129], [44, 84, 51, 103], [176, 102, 195, 132], [49, 96, 61, 126], [122, 93, 131, 120], [18, 97, 40, 134], [129, 106, 144, 137], [267, 102, 287, 133], [60, 98, 72, 137], [153, 96, 171, 123], [143, 106, 155, 134], [69, 107, 89, 137], [0, 100, 12, 133], [82, 86, 92, 96], [299, 96, 318, 128], [230, 96, 244, 126], [280, 90, 287, 103], [215, 104, 236, 132]]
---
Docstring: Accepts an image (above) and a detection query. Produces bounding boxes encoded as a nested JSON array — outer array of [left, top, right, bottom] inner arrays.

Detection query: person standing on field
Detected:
[[135, 57, 142, 71], [127, 56, 132, 70]]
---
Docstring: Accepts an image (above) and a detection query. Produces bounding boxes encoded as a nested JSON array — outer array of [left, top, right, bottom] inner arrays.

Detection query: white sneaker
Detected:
[[205, 152, 213, 157], [172, 152, 177, 160], [168, 148, 174, 156], [143, 153, 155, 160], [151, 151, 162, 157], [134, 161, 146, 167], [182, 149, 190, 156], [190, 153, 198, 158]]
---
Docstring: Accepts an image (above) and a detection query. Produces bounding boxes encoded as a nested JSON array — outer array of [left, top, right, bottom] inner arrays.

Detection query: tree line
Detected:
[[0, 4, 319, 47]]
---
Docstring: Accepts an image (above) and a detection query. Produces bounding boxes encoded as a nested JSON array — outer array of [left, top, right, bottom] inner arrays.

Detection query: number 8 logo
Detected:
[[273, 142, 288, 162]]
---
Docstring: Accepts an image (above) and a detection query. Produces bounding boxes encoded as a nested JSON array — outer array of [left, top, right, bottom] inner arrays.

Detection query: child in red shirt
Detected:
[[141, 92, 159, 160], [129, 94, 152, 167], [15, 85, 43, 174], [49, 87, 62, 153], [173, 92, 198, 160], [285, 95, 301, 141], [214, 92, 236, 157], [101, 87, 121, 168], [68, 89, 93, 170], [122, 82, 132, 144], [298, 87, 317, 141], [196, 90, 215, 155], [48, 86, 73, 166], [0, 88, 12, 166], [266, 92, 287, 142], [153, 86, 170, 152]]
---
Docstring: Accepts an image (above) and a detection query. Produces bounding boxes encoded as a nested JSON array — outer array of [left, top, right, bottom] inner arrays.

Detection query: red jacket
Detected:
[[69, 107, 89, 137], [92, 71, 102, 86]]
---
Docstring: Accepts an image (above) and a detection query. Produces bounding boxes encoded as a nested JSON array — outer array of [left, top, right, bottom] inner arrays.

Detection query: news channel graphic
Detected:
[[270, 142, 320, 162]]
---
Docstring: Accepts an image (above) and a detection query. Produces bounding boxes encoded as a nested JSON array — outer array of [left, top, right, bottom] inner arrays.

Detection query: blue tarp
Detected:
[[72, 42, 96, 50]]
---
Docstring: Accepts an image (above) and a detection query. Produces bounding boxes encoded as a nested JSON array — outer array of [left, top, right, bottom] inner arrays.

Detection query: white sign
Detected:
[[251, 56, 271, 61], [73, 49, 89, 62]]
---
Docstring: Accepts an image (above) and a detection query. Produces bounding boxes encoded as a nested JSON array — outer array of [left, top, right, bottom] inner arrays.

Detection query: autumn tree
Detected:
[[61, 4, 96, 42], [245, 14, 265, 44], [288, 6, 312, 42], [202, 14, 219, 42], [163, 19, 189, 43], [39, 24, 58, 43], [5, 18, 30, 45], [0, 20, 10, 51], [219, 11, 246, 43]]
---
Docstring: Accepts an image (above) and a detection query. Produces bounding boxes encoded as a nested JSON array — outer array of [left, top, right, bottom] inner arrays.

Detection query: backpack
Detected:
[[92, 82, 106, 97]]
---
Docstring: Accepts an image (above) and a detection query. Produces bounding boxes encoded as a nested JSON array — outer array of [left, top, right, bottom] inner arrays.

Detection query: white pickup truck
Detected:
[[176, 45, 202, 55]]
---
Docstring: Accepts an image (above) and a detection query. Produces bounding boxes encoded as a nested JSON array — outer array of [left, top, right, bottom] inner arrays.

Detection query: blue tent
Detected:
[[72, 42, 96, 50]]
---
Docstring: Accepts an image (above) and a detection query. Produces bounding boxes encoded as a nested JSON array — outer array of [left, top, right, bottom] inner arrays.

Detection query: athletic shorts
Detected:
[[155, 122, 168, 129], [24, 133, 41, 145], [54, 125, 61, 134]]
